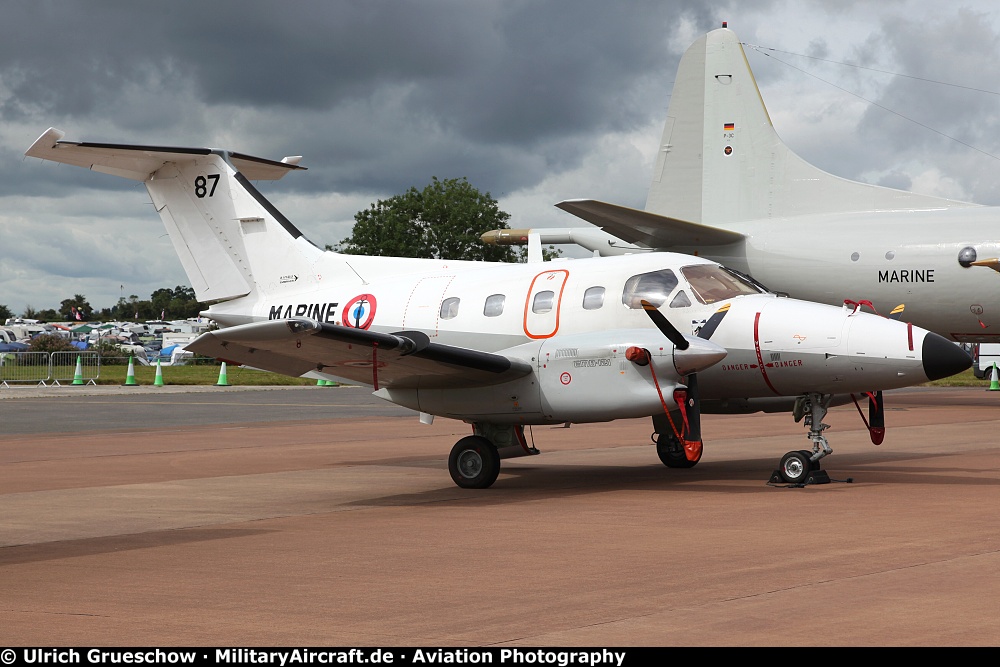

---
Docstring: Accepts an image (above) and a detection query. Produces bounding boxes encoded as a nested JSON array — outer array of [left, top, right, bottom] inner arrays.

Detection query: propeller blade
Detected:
[[889, 304, 905, 321], [640, 299, 689, 350], [697, 303, 731, 340]]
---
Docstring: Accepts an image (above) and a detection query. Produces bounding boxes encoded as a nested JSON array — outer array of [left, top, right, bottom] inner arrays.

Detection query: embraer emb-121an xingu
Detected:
[[25, 128, 969, 488], [483, 25, 1000, 344]]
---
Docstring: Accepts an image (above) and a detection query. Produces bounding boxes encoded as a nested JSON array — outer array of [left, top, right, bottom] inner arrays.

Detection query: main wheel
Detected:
[[448, 436, 501, 489], [779, 450, 813, 484], [656, 431, 702, 468]]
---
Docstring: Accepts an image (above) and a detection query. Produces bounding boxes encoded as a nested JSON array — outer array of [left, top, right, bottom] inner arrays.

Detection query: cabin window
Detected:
[[484, 294, 505, 317], [669, 290, 692, 308], [681, 264, 761, 305], [583, 286, 605, 310], [440, 297, 460, 320], [533, 290, 555, 314], [621, 269, 678, 309]]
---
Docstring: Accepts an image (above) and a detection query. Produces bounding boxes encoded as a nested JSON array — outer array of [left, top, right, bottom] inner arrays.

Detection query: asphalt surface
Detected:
[[2, 384, 999, 646], [0, 384, 412, 434]]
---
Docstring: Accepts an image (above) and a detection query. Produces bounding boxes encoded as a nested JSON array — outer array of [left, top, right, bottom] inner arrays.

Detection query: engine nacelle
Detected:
[[376, 329, 726, 425]]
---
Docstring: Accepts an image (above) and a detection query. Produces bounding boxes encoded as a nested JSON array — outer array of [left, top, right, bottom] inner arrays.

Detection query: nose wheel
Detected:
[[770, 394, 833, 485]]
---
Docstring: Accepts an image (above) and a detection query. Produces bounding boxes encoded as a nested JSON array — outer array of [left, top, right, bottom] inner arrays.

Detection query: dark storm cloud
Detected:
[[2, 1, 719, 198], [859, 10, 1000, 146], [851, 10, 1000, 201]]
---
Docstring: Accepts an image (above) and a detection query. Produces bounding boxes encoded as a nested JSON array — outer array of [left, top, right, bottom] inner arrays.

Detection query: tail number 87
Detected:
[[195, 174, 220, 198]]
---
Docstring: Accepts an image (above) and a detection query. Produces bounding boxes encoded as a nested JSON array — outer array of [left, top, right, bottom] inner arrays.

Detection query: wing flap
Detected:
[[556, 199, 745, 248], [187, 319, 533, 388]]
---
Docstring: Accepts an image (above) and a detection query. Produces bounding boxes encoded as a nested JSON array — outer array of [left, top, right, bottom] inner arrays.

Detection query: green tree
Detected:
[[60, 294, 93, 321], [149, 285, 203, 320], [337, 177, 522, 262], [0, 304, 11, 322]]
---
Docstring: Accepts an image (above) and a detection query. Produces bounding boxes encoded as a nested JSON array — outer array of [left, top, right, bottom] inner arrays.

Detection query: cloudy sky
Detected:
[[3, 0, 1000, 316]]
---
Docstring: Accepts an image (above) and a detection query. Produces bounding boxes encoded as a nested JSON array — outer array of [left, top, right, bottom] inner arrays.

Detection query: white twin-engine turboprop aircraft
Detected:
[[25, 129, 970, 488]]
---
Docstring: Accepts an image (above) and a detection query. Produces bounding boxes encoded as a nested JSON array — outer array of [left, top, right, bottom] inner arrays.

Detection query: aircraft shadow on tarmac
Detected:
[[0, 528, 272, 567], [343, 448, 998, 508]]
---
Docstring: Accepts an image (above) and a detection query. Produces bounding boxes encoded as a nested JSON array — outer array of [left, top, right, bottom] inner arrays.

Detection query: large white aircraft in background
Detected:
[[483, 25, 1000, 344], [25, 128, 969, 488]]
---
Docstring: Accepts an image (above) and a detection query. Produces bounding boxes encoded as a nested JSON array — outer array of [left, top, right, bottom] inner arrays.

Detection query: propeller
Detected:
[[638, 299, 727, 460], [640, 299, 689, 349], [696, 303, 731, 340]]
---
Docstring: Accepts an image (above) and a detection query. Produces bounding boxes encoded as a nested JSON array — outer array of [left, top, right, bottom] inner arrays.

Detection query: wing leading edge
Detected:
[[187, 319, 534, 389]]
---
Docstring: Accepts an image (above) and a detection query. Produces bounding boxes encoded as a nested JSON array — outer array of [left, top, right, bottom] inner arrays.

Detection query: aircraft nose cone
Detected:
[[922, 333, 972, 381], [674, 336, 728, 376]]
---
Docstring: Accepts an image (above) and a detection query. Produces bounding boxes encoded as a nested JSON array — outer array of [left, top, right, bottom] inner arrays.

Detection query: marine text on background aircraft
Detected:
[[878, 269, 935, 283]]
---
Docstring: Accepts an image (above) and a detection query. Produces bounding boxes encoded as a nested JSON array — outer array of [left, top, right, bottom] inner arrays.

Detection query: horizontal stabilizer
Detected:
[[25, 128, 307, 181], [188, 319, 534, 389], [556, 199, 744, 249]]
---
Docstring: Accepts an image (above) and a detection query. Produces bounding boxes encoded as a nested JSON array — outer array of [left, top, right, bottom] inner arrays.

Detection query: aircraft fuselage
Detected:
[[206, 252, 955, 420], [683, 207, 1000, 343]]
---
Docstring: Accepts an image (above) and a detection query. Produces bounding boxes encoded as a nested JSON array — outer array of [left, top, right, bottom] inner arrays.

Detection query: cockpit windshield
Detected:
[[621, 269, 679, 309], [681, 264, 764, 304]]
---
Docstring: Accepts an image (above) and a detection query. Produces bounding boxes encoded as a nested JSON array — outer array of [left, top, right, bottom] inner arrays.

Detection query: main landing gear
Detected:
[[770, 393, 833, 485], [652, 410, 703, 469], [449, 436, 501, 489], [448, 423, 539, 489], [654, 428, 702, 468]]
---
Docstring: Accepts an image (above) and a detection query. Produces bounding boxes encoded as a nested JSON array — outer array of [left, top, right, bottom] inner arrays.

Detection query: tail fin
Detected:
[[646, 28, 977, 224], [25, 128, 323, 303]]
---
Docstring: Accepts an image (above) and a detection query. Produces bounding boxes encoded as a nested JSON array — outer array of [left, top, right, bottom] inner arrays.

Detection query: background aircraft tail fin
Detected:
[[646, 28, 976, 224], [26, 129, 324, 304]]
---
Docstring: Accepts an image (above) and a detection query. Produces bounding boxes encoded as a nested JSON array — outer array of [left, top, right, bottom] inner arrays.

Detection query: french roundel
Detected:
[[342, 294, 377, 329]]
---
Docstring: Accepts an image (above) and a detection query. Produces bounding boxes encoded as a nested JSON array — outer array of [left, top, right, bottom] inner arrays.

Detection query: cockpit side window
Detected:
[[621, 269, 679, 309], [681, 264, 762, 304], [669, 290, 692, 308]]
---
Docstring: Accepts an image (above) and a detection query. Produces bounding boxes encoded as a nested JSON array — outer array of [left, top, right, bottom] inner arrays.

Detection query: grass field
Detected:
[[925, 368, 984, 387], [65, 363, 324, 386], [82, 364, 986, 387], [13, 355, 988, 387]]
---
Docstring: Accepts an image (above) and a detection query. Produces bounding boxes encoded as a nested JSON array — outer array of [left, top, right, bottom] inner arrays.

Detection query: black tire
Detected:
[[448, 436, 501, 489], [798, 449, 820, 471], [779, 450, 812, 484], [656, 431, 702, 468]]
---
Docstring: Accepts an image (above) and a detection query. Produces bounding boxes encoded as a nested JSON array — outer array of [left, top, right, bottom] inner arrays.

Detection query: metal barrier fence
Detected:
[[50, 351, 100, 385], [0, 351, 102, 386], [0, 352, 52, 386]]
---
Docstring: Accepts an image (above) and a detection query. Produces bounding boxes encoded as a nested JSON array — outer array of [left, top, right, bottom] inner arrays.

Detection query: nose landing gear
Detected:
[[770, 393, 833, 485]]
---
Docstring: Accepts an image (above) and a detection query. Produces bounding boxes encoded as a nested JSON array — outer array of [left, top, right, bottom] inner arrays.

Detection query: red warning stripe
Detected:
[[753, 312, 780, 396]]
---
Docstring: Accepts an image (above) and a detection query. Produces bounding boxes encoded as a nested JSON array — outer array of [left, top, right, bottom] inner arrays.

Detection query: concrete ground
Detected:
[[1, 385, 998, 646]]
